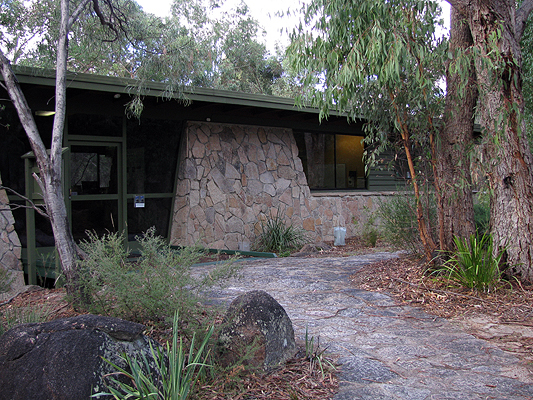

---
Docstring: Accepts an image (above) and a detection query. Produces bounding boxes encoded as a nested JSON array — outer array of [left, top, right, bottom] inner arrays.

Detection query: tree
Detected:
[[288, 0, 533, 282], [0, 0, 131, 291], [287, 0, 449, 260], [445, 0, 533, 281], [435, 7, 477, 252]]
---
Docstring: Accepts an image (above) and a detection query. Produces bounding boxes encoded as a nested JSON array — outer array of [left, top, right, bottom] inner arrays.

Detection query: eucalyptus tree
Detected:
[[446, 0, 533, 281], [287, 0, 449, 260], [0, 0, 133, 291], [288, 0, 533, 282]]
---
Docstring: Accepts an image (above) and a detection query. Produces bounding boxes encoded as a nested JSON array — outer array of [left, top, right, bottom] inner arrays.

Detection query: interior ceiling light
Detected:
[[35, 111, 56, 117]]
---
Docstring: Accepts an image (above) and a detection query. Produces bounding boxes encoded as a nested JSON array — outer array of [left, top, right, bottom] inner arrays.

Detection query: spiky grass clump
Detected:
[[437, 234, 505, 292], [253, 210, 308, 255]]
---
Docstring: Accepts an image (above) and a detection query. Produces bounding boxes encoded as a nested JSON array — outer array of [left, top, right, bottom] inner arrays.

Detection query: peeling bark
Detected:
[[436, 7, 477, 252], [467, 0, 533, 281]]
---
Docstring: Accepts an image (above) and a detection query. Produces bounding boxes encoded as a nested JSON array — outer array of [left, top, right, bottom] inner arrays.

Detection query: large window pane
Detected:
[[71, 200, 118, 242], [126, 119, 181, 194], [70, 145, 118, 195], [336, 134, 365, 189], [294, 132, 365, 190], [68, 114, 122, 137], [127, 198, 172, 241]]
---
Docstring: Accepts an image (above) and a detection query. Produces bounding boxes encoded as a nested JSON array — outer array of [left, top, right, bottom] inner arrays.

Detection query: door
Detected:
[[69, 142, 124, 242]]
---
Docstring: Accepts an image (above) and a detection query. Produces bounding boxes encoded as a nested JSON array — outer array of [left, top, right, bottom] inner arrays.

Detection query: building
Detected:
[[0, 68, 399, 282]]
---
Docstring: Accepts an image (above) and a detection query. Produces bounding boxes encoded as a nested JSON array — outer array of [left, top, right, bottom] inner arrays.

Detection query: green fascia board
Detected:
[[8, 66, 363, 120]]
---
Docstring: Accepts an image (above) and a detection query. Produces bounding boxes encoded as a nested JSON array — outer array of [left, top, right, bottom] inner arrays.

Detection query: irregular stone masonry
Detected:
[[0, 174, 25, 299], [0, 175, 22, 272], [171, 121, 394, 250]]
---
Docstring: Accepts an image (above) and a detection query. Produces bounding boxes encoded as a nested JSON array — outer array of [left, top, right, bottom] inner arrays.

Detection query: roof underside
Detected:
[[9, 67, 364, 135]]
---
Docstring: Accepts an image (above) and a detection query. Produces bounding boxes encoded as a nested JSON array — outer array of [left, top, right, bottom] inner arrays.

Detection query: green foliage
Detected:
[[376, 190, 437, 254], [1, 0, 293, 99], [287, 0, 446, 160], [253, 209, 309, 254], [436, 234, 504, 292], [473, 199, 490, 237], [0, 304, 52, 337], [355, 211, 379, 247], [94, 312, 213, 400], [75, 227, 240, 324]]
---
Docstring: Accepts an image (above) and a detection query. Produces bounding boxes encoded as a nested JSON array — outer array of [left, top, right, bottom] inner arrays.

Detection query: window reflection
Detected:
[[294, 132, 365, 190]]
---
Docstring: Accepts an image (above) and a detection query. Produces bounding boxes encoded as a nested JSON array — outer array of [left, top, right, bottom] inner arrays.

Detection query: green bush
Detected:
[[74, 227, 240, 325], [375, 191, 437, 254], [356, 212, 379, 247], [94, 312, 213, 400], [436, 234, 504, 292], [253, 209, 309, 254]]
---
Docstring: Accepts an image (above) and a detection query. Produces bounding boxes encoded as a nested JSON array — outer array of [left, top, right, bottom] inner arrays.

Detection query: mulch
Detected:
[[350, 254, 533, 368], [3, 239, 533, 397]]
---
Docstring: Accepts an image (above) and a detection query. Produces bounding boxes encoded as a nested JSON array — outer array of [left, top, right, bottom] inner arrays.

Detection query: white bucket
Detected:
[[334, 227, 346, 246]]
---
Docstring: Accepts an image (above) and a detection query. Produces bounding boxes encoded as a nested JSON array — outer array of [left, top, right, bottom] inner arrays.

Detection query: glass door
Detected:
[[69, 142, 124, 242]]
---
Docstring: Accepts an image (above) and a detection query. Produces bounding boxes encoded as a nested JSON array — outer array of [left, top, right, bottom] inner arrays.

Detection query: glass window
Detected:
[[126, 119, 182, 194], [68, 114, 122, 137], [70, 145, 119, 195], [294, 132, 366, 190], [126, 198, 173, 241], [71, 200, 118, 242]]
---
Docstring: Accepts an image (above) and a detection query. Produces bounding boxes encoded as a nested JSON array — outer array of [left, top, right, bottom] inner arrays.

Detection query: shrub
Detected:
[[74, 227, 240, 325], [94, 312, 213, 400], [355, 211, 379, 247], [253, 209, 309, 254], [375, 190, 437, 254], [436, 234, 504, 292]]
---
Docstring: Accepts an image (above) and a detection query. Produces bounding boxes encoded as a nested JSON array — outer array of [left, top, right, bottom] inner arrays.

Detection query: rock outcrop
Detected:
[[0, 314, 162, 400]]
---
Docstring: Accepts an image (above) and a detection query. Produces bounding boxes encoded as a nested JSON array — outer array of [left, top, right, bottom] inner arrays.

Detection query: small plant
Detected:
[[94, 312, 213, 400], [74, 227, 240, 325], [0, 305, 52, 336], [304, 326, 335, 379], [436, 234, 505, 292], [356, 211, 379, 247], [253, 208, 308, 254]]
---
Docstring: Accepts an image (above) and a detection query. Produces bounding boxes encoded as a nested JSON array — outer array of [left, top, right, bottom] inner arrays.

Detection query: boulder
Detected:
[[218, 290, 296, 369], [0, 314, 162, 400]]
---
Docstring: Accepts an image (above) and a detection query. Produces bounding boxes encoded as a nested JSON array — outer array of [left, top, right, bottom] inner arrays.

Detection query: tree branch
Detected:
[[68, 0, 92, 30], [0, 185, 50, 219], [516, 0, 533, 41]]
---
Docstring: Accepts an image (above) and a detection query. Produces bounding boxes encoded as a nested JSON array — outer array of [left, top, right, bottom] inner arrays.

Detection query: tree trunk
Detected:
[[435, 6, 477, 252], [467, 1, 533, 282]]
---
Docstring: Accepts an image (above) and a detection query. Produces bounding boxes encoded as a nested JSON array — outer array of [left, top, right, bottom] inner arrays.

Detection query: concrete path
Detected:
[[197, 253, 533, 399]]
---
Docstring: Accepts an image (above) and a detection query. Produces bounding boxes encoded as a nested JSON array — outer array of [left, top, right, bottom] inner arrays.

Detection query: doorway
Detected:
[[68, 141, 125, 242]]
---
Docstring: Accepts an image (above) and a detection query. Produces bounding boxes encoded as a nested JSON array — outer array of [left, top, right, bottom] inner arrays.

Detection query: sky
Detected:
[[135, 0, 451, 54]]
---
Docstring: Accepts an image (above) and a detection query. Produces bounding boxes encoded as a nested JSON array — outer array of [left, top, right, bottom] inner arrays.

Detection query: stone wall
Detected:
[[0, 174, 25, 300], [170, 121, 394, 250]]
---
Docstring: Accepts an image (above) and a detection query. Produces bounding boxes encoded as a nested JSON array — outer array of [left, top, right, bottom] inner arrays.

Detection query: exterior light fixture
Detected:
[[35, 111, 56, 117]]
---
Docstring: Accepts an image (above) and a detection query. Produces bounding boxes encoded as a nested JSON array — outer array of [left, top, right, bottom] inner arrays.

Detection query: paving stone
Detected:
[[194, 253, 533, 399]]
